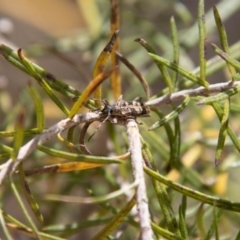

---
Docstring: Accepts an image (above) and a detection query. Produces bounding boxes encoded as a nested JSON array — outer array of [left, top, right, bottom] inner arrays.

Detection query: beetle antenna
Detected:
[[88, 115, 110, 142]]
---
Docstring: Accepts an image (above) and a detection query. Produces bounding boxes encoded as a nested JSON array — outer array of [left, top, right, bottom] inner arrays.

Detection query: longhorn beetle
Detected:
[[101, 95, 150, 118], [88, 95, 150, 141]]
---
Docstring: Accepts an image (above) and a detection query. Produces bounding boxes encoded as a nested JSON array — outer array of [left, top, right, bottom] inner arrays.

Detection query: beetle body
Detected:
[[101, 96, 150, 118]]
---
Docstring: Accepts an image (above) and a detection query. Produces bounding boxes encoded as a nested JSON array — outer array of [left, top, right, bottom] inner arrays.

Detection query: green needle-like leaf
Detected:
[[213, 5, 236, 81], [204, 208, 222, 240], [141, 138, 180, 236], [149, 95, 190, 130], [135, 38, 174, 93], [149, 53, 203, 85], [213, 207, 220, 240], [92, 195, 136, 240], [212, 44, 240, 71], [18, 163, 43, 222], [37, 144, 122, 165], [10, 178, 40, 239], [27, 82, 45, 132], [198, 0, 209, 88], [144, 166, 240, 212], [0, 208, 13, 240], [11, 109, 25, 161], [19, 49, 70, 116], [197, 204, 206, 239], [215, 99, 229, 165], [181, 195, 187, 220], [151, 222, 184, 240], [170, 16, 179, 87], [0, 44, 82, 99], [197, 84, 240, 105], [211, 103, 240, 153], [171, 115, 181, 166], [179, 205, 189, 239]]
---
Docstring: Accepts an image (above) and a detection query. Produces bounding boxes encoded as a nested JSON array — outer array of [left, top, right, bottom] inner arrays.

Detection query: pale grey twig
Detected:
[[0, 112, 102, 184], [126, 119, 153, 240], [145, 80, 239, 107]]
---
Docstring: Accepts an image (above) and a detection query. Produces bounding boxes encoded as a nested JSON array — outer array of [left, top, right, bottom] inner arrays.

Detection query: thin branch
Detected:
[[145, 80, 238, 107], [126, 119, 153, 240], [116, 51, 150, 100], [0, 112, 102, 184]]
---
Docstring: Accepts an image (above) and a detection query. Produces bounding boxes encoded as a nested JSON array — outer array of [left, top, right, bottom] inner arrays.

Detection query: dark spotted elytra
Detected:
[[101, 95, 150, 118], [88, 96, 150, 141]]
